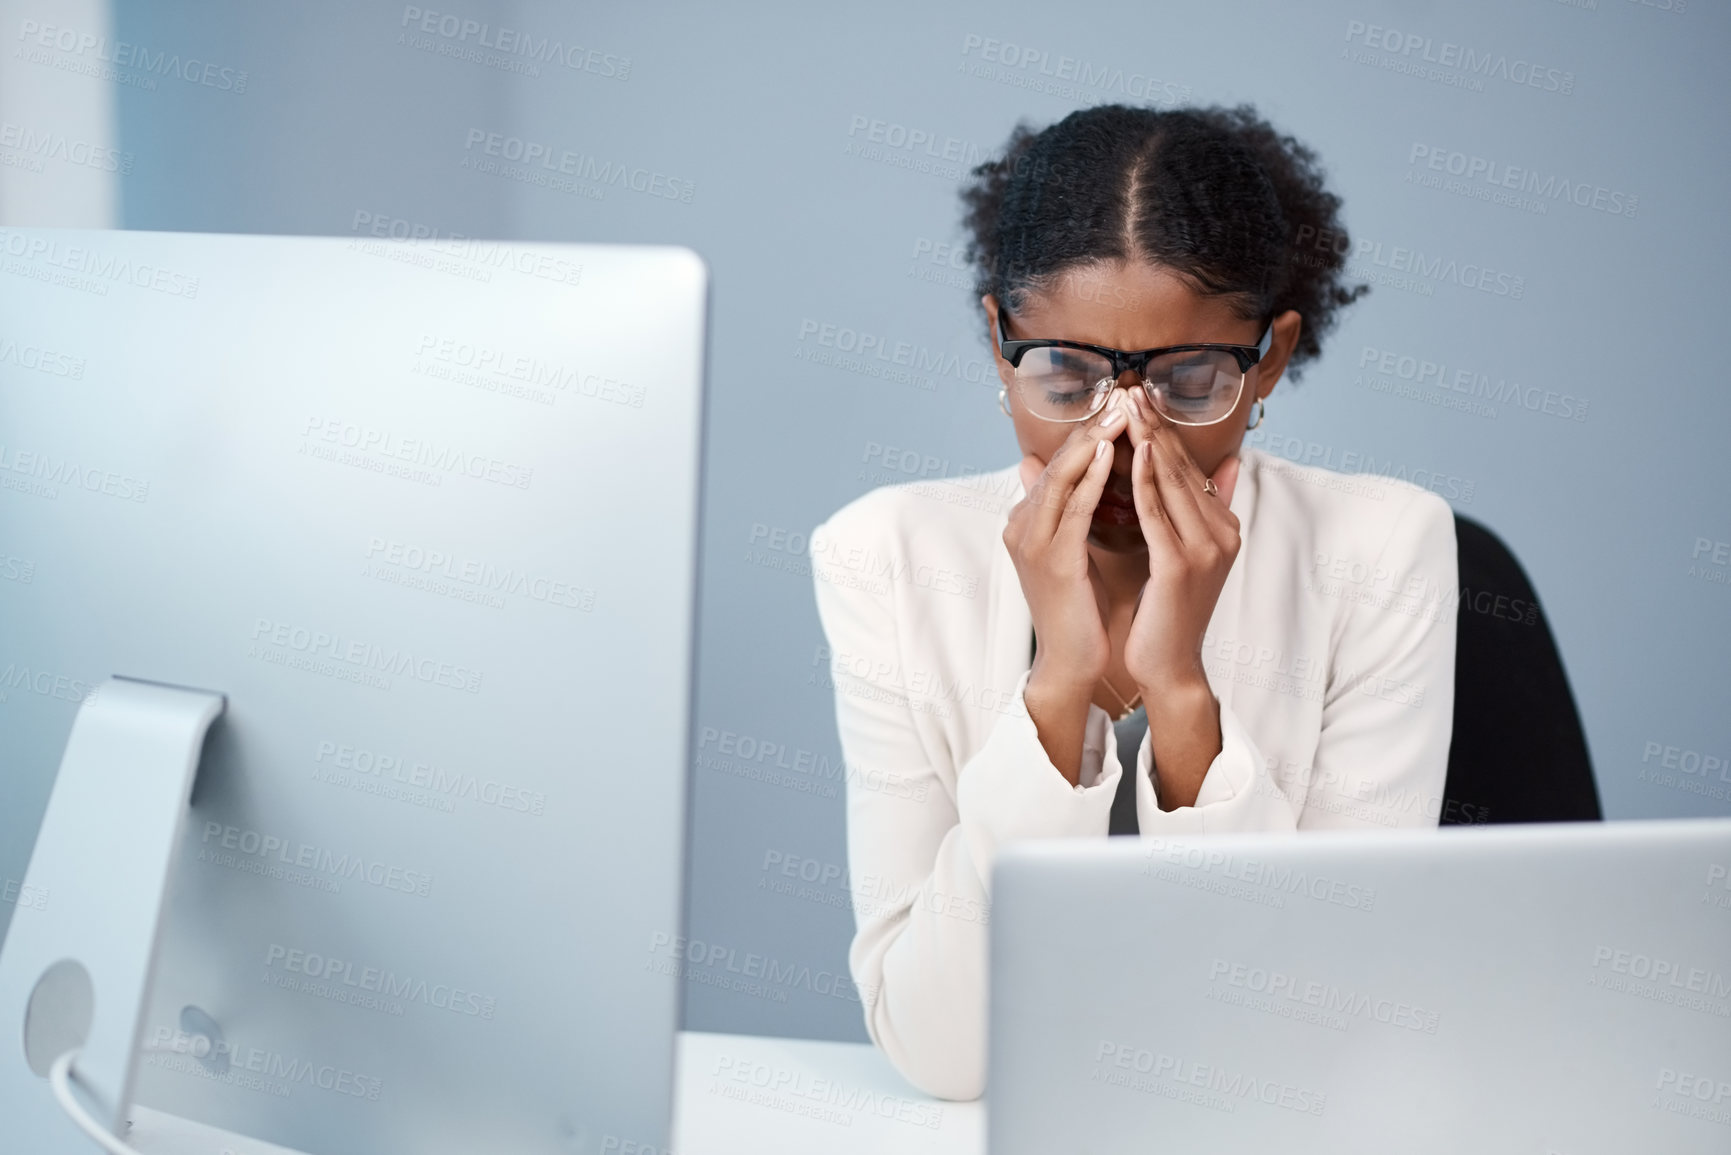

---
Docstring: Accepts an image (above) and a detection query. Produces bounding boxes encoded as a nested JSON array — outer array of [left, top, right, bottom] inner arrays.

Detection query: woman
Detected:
[[808, 103, 1456, 1101]]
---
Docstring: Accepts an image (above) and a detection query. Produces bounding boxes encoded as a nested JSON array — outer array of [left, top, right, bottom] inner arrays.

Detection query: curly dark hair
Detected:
[[958, 103, 1368, 380]]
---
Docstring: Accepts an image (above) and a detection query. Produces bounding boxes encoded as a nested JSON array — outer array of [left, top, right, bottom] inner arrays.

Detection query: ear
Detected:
[[1254, 309, 1303, 399]]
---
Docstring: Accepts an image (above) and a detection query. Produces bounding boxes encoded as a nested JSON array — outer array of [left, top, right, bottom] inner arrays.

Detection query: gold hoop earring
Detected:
[[998, 388, 1012, 418], [1246, 398, 1265, 430]]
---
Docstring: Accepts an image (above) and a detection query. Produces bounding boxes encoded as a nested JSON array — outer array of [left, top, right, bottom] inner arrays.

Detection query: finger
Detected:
[[1022, 396, 1127, 543], [1209, 454, 1242, 512], [1008, 454, 1044, 545], [1053, 436, 1116, 553], [1188, 446, 1242, 549], [1131, 439, 1181, 560], [1122, 384, 1157, 452], [1129, 390, 1236, 549], [1140, 405, 1213, 548]]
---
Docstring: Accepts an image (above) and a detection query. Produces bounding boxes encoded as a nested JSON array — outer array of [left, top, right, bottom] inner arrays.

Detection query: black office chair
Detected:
[[1441, 514, 1602, 825], [1084, 512, 1601, 834]]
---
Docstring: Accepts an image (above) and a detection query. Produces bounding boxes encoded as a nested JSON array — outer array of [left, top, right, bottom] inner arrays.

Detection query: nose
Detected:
[[1109, 374, 1147, 419], [1105, 385, 1138, 477]]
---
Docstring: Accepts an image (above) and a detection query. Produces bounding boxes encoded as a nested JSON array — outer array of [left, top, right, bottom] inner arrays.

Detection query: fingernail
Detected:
[[1094, 439, 1111, 461], [1100, 402, 1127, 431]]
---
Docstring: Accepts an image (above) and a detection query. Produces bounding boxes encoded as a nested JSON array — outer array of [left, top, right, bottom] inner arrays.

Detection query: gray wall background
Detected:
[[3, 0, 1728, 1045]]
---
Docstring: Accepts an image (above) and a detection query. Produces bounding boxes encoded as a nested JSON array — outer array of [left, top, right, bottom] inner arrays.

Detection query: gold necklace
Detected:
[[1099, 673, 1143, 722]]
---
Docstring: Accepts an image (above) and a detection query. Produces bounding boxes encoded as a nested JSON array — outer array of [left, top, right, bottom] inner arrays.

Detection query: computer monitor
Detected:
[[0, 227, 708, 1155]]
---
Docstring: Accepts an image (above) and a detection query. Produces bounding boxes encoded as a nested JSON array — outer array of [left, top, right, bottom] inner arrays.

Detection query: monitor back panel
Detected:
[[989, 820, 1731, 1155], [0, 229, 706, 1155]]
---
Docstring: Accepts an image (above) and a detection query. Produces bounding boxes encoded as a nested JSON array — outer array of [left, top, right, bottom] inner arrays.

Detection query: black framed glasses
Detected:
[[996, 307, 1275, 426]]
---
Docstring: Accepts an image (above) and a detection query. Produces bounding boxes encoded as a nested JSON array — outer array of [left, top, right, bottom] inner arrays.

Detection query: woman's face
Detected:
[[985, 260, 1301, 554]]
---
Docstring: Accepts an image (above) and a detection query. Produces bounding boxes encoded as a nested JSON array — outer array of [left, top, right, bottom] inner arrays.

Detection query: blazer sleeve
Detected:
[[809, 500, 1120, 1102], [1130, 486, 1458, 835]]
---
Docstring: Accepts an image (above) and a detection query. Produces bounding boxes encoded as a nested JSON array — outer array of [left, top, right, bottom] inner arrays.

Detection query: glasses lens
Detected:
[[1014, 347, 1114, 421], [1144, 351, 1243, 425]]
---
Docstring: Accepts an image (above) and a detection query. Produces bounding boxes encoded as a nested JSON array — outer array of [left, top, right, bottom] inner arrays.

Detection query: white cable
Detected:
[[49, 1049, 147, 1155]]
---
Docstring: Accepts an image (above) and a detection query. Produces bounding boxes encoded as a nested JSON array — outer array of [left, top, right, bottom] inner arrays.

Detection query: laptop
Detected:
[[988, 819, 1731, 1154]]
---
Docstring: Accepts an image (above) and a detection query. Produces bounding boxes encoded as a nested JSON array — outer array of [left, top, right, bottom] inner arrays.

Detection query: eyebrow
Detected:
[[999, 307, 1268, 351]]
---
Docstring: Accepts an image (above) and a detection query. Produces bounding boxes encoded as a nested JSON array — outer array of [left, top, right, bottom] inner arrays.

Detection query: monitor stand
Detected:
[[122, 1104, 311, 1155], [0, 676, 225, 1153]]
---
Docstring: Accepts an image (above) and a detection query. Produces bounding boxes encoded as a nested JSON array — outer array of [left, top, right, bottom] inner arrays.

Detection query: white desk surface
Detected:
[[673, 1030, 981, 1155], [123, 1030, 980, 1154]]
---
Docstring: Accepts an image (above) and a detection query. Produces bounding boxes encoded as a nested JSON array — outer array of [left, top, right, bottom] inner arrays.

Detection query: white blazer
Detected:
[[808, 446, 1458, 1101]]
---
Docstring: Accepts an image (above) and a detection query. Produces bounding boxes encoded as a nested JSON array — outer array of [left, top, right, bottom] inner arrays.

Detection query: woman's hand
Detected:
[[1120, 388, 1241, 688], [1002, 395, 1126, 782], [1121, 388, 1242, 807]]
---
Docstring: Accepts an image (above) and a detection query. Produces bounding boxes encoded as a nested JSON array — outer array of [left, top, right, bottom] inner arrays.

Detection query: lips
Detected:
[[1093, 485, 1138, 526]]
